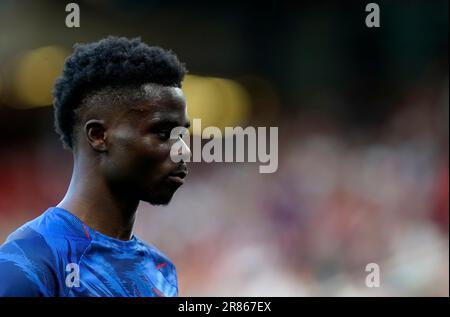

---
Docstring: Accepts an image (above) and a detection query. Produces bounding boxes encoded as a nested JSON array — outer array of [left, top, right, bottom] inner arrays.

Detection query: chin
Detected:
[[143, 191, 176, 206], [140, 179, 184, 206]]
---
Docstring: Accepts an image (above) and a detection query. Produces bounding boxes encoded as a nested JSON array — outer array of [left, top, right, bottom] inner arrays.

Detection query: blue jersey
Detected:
[[0, 207, 178, 297]]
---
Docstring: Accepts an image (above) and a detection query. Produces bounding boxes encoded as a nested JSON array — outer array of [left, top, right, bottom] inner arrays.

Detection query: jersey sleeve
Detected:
[[0, 239, 55, 297], [0, 258, 44, 296]]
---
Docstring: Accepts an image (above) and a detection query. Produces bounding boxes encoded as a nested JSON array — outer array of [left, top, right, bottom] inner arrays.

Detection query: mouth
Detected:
[[167, 169, 188, 185]]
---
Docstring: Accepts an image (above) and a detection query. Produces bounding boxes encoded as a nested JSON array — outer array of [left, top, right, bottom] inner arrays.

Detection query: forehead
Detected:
[[127, 85, 188, 122], [142, 84, 185, 108]]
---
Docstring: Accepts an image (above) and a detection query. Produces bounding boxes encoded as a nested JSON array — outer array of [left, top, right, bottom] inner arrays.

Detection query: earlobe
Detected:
[[84, 119, 108, 152]]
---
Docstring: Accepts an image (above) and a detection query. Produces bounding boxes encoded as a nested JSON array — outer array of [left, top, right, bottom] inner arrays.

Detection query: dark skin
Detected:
[[57, 84, 191, 241]]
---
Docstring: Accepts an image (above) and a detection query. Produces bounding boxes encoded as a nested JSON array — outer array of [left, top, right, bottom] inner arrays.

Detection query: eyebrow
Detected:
[[127, 106, 190, 129], [151, 118, 191, 129]]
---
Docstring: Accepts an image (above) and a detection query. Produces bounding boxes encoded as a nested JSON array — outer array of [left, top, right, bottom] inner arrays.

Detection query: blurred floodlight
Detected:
[[14, 46, 68, 108], [182, 75, 252, 133]]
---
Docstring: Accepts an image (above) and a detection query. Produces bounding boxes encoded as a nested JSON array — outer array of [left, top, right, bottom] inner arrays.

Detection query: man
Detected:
[[0, 36, 191, 296]]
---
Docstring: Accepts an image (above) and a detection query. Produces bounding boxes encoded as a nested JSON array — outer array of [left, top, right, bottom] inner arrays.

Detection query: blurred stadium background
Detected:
[[0, 0, 448, 296]]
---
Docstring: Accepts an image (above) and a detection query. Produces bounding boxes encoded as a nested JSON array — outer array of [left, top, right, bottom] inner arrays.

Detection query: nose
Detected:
[[170, 135, 191, 163], [178, 136, 191, 161]]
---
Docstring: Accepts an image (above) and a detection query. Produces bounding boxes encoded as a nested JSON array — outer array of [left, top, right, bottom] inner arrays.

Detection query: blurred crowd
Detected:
[[158, 77, 448, 296]]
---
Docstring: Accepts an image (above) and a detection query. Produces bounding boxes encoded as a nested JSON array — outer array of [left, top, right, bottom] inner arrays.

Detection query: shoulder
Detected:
[[0, 224, 56, 296], [137, 238, 178, 288], [0, 209, 92, 296]]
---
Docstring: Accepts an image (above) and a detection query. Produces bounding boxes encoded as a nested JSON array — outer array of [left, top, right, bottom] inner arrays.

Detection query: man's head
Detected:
[[53, 36, 191, 205]]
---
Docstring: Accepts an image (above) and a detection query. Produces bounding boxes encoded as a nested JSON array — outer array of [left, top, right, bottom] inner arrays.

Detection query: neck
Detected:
[[57, 156, 139, 241]]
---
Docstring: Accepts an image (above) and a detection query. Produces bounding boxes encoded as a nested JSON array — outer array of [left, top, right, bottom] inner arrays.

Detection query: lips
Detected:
[[167, 169, 188, 185]]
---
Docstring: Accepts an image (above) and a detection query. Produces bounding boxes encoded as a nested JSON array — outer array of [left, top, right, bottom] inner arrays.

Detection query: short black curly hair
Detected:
[[53, 36, 187, 149]]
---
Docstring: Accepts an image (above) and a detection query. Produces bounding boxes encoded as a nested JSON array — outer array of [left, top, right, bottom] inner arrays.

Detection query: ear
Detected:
[[84, 119, 108, 152]]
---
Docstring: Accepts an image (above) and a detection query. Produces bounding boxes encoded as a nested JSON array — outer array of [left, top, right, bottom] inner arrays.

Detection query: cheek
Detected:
[[111, 127, 168, 160], [138, 135, 172, 162], [125, 137, 175, 183], [107, 125, 176, 179]]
